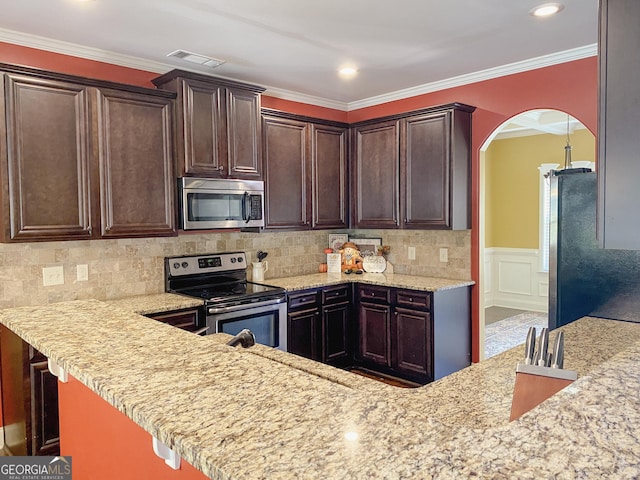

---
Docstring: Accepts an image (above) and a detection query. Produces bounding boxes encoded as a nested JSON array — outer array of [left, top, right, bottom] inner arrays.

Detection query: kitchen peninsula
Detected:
[[1, 298, 639, 479]]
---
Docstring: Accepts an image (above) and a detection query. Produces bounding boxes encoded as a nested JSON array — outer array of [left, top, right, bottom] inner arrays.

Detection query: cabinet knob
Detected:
[[371, 293, 375, 297], [218, 165, 224, 171], [409, 297, 413, 302]]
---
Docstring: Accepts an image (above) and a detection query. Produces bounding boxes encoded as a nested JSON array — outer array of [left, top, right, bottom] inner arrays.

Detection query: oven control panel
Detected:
[[166, 252, 246, 277]]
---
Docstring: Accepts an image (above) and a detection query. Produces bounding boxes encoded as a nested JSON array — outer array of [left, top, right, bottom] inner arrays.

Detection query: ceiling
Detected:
[[0, 0, 598, 110]]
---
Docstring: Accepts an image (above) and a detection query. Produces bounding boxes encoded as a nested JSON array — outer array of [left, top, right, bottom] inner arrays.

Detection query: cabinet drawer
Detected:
[[321, 285, 350, 305], [147, 308, 201, 331], [395, 290, 431, 311], [357, 285, 391, 304], [288, 290, 319, 310]]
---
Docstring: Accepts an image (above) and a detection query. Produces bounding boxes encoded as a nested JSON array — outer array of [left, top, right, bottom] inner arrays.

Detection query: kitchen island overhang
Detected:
[[1, 301, 639, 479]]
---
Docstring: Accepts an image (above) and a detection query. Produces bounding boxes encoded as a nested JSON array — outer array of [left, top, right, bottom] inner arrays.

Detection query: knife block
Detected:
[[509, 364, 577, 421]]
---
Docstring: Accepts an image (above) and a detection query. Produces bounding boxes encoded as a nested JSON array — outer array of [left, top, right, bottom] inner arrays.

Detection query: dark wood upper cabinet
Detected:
[[152, 70, 264, 179], [0, 73, 93, 241], [95, 88, 175, 238], [351, 120, 401, 229], [311, 124, 348, 229], [262, 109, 349, 230], [597, 0, 640, 249], [263, 114, 310, 229], [401, 107, 472, 229], [0, 63, 178, 242], [351, 103, 473, 231]]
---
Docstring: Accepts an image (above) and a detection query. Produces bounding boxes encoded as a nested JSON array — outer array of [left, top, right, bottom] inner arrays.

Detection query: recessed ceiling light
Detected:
[[167, 50, 226, 68], [530, 3, 565, 17], [338, 66, 358, 79]]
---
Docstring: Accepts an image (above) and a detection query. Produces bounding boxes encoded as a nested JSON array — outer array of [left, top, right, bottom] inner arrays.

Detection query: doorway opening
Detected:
[[479, 109, 595, 359]]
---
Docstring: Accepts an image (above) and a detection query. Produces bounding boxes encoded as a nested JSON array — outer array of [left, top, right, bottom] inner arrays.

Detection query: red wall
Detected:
[[59, 376, 208, 479], [0, 43, 598, 363]]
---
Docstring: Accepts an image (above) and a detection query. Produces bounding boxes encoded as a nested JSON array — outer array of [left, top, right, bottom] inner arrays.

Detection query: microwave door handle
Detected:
[[243, 192, 251, 223]]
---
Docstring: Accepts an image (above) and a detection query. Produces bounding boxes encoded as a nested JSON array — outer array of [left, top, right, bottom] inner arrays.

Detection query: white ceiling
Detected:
[[0, 0, 598, 110]]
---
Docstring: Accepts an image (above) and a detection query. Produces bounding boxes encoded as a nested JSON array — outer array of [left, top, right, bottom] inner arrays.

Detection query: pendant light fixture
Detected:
[[563, 114, 573, 170]]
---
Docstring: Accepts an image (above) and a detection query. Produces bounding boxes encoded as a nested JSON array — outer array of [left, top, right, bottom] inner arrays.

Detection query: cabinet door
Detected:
[[402, 109, 471, 230], [392, 308, 432, 381], [597, 0, 640, 249], [30, 359, 60, 456], [311, 124, 348, 229], [95, 88, 175, 238], [402, 112, 450, 228], [1, 73, 92, 241], [226, 86, 262, 178], [357, 301, 391, 366], [287, 307, 320, 360], [179, 78, 226, 176], [322, 301, 350, 363], [351, 120, 400, 228], [263, 115, 310, 229]]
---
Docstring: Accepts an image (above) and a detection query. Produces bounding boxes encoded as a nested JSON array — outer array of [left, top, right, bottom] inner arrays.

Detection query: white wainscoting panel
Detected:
[[484, 247, 548, 312]]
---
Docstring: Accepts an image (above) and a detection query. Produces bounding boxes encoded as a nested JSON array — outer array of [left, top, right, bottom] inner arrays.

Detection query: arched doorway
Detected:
[[478, 109, 596, 359]]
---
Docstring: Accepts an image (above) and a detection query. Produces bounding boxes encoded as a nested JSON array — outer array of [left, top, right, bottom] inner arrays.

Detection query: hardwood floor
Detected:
[[346, 367, 422, 388]]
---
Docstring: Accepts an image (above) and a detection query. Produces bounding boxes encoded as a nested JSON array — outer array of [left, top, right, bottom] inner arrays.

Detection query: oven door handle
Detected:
[[208, 297, 286, 315]]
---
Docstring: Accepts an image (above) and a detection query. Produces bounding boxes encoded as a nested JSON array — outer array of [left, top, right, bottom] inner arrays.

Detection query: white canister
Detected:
[[252, 261, 268, 281]]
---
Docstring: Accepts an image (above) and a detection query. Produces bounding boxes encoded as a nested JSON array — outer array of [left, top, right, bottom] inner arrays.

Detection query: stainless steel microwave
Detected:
[[178, 177, 265, 230]]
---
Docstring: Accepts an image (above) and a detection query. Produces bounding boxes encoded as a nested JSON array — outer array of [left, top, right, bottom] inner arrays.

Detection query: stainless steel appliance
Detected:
[[549, 170, 640, 329], [178, 177, 264, 230], [165, 252, 287, 350]]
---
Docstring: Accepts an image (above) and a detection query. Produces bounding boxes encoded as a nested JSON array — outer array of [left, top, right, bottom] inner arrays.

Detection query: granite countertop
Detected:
[[1, 299, 640, 479], [105, 292, 204, 315], [261, 272, 474, 292]]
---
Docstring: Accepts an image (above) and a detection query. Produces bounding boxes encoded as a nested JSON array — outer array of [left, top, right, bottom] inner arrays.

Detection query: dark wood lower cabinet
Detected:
[[322, 301, 350, 364], [287, 283, 470, 385], [355, 285, 470, 385], [287, 307, 320, 360], [392, 307, 432, 380], [1, 325, 60, 456], [358, 301, 391, 367], [145, 307, 204, 333], [287, 285, 351, 365]]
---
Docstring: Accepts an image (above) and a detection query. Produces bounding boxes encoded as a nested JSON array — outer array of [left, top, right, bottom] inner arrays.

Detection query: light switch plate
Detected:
[[439, 248, 449, 263], [408, 246, 416, 260], [43, 266, 64, 286]]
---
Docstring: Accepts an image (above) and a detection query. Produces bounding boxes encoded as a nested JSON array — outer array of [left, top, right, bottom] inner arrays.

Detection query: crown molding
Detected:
[[0, 27, 170, 73], [260, 86, 349, 111], [0, 28, 596, 113], [346, 44, 598, 111]]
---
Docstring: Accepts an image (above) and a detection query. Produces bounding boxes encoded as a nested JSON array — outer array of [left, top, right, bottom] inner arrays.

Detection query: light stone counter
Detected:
[[260, 271, 474, 292], [1, 301, 639, 479], [105, 292, 204, 315]]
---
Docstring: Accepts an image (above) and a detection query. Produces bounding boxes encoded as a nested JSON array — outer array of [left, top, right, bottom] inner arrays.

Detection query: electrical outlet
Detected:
[[43, 266, 64, 286], [408, 246, 416, 260], [77, 264, 89, 282], [439, 248, 449, 263]]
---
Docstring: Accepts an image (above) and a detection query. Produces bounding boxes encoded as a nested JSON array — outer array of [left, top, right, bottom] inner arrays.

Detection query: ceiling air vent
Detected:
[[167, 50, 225, 68]]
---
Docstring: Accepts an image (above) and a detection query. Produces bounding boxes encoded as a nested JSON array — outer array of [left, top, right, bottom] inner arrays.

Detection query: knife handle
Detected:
[[537, 328, 549, 366], [524, 327, 536, 365]]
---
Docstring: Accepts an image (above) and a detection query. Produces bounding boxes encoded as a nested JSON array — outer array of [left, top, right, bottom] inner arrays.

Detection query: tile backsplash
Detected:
[[0, 229, 470, 308]]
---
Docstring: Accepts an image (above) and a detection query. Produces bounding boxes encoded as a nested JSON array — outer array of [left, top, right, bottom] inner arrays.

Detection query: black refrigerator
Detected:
[[549, 171, 640, 329]]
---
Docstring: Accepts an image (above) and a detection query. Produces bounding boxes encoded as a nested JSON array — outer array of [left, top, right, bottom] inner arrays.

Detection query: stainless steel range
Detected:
[[165, 252, 287, 350]]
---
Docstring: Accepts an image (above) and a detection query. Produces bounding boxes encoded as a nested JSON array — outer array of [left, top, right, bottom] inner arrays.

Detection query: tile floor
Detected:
[[484, 307, 548, 359]]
